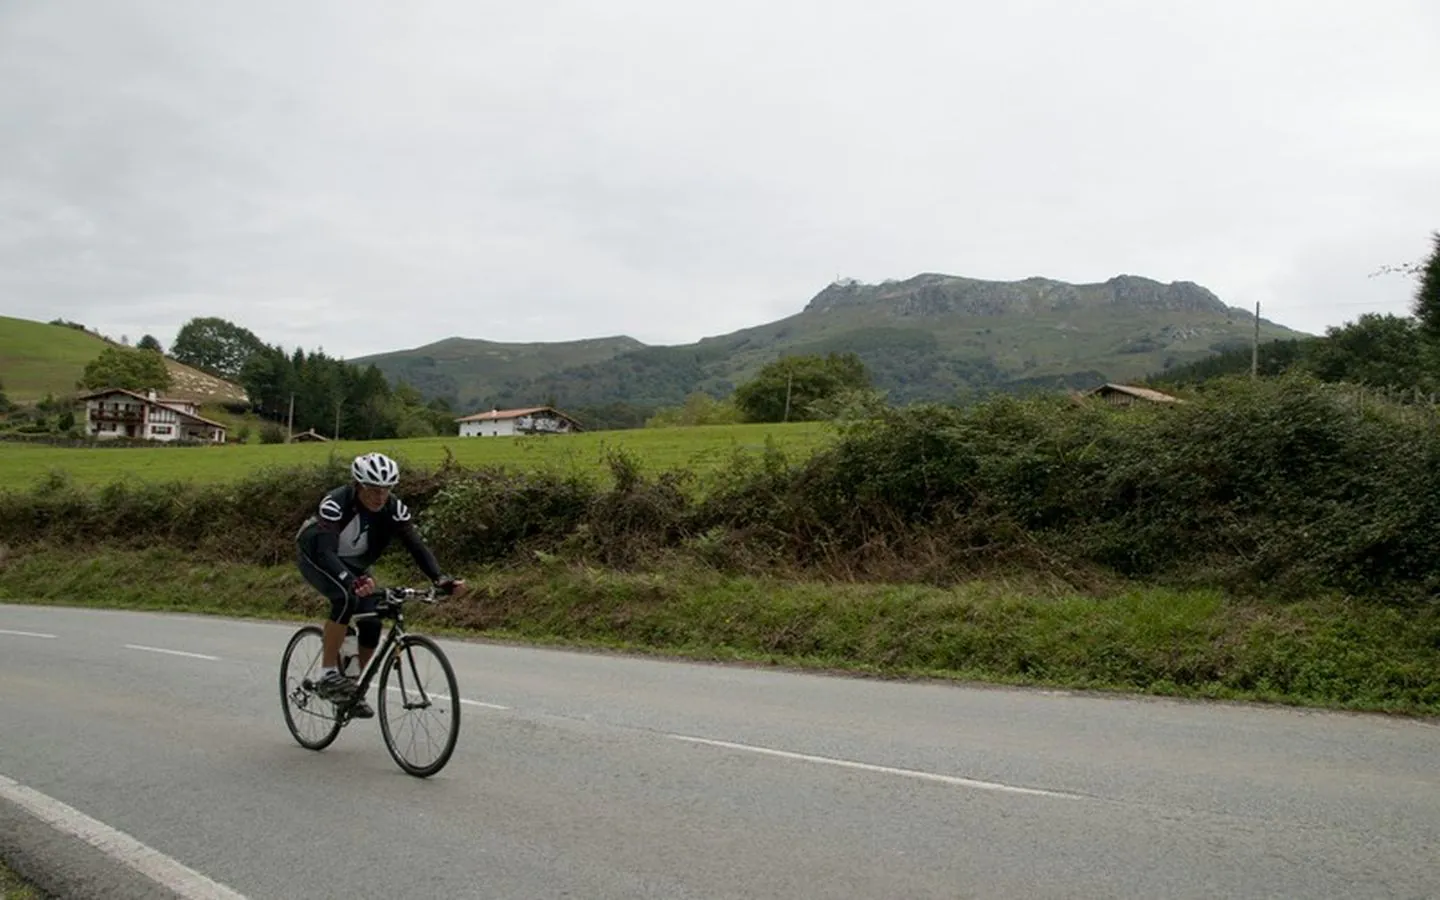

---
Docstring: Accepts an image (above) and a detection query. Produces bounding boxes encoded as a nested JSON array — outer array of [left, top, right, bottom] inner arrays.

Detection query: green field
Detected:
[[192, 403, 276, 443], [0, 314, 248, 405], [0, 421, 835, 488], [0, 315, 110, 402]]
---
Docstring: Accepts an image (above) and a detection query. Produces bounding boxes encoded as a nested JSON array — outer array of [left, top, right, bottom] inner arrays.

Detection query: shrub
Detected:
[[419, 466, 596, 568], [4, 373, 1440, 601]]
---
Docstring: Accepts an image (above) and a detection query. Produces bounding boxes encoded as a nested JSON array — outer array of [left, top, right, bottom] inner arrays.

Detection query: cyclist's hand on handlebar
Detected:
[[353, 575, 376, 597]]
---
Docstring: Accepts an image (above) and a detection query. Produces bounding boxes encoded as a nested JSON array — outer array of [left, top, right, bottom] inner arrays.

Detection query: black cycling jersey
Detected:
[[295, 483, 442, 591]]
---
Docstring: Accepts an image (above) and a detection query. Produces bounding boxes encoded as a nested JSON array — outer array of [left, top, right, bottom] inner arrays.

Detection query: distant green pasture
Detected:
[[0, 421, 836, 489]]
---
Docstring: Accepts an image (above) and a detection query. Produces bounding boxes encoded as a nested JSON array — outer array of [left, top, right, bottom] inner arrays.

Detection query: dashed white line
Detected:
[[0, 629, 58, 639], [383, 685, 508, 710], [455, 696, 509, 710], [124, 644, 221, 661], [667, 734, 1085, 799], [0, 772, 250, 900]]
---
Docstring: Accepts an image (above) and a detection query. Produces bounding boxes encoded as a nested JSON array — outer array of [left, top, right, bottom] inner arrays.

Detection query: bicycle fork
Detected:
[[390, 642, 436, 712]]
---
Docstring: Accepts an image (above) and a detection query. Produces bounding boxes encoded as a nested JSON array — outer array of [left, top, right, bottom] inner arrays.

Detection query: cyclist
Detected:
[[295, 451, 464, 718]]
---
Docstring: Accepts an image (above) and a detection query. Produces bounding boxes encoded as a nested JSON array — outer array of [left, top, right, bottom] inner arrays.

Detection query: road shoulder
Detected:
[[0, 791, 188, 900]]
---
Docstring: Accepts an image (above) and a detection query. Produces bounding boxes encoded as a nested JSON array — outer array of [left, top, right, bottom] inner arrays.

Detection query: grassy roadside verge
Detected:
[[0, 859, 45, 900], [3, 546, 1437, 717]]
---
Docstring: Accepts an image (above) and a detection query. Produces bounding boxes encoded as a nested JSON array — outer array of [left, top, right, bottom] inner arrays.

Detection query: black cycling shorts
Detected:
[[297, 550, 380, 645]]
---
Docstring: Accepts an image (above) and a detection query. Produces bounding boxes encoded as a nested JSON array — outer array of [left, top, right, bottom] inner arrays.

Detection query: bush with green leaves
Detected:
[[419, 466, 596, 568], [4, 372, 1440, 601], [694, 372, 1440, 599]]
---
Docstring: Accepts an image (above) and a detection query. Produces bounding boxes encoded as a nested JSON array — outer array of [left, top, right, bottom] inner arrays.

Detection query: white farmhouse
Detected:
[[455, 406, 583, 437], [77, 388, 229, 443]]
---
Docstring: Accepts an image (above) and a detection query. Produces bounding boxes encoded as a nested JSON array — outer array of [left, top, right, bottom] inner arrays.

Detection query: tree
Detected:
[[1148, 338, 1311, 387], [238, 346, 294, 418], [396, 410, 438, 438], [351, 365, 399, 439], [394, 382, 426, 408], [1413, 231, 1440, 342], [565, 402, 651, 431], [1301, 313, 1431, 391], [234, 333, 446, 440], [78, 347, 172, 392], [645, 392, 742, 427], [170, 317, 267, 378], [733, 353, 871, 423], [806, 386, 890, 421], [137, 334, 163, 353]]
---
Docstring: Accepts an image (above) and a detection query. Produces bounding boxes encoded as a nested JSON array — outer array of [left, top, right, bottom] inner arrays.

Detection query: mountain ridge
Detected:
[[804, 273, 1248, 318], [352, 272, 1311, 416]]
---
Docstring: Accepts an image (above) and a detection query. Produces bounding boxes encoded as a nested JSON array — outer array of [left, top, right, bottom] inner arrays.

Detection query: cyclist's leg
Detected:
[[296, 550, 357, 696], [336, 576, 379, 719], [354, 577, 382, 672]]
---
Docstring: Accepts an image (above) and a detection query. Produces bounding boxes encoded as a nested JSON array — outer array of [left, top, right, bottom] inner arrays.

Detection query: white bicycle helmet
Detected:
[[352, 452, 400, 487]]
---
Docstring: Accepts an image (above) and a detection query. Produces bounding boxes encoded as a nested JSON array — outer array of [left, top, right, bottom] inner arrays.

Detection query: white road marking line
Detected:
[[0, 772, 249, 900], [458, 697, 510, 710], [124, 644, 221, 661], [383, 685, 508, 710], [0, 629, 57, 639], [667, 734, 1084, 800]]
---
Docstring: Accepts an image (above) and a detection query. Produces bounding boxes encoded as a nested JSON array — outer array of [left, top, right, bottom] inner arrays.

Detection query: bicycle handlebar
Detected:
[[380, 585, 439, 604], [378, 580, 465, 602], [350, 583, 462, 624]]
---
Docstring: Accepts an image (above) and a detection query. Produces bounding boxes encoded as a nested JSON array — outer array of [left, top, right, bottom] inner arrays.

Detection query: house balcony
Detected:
[[90, 409, 144, 423]]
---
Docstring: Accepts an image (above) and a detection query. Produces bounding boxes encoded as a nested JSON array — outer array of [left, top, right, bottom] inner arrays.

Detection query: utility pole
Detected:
[[782, 372, 793, 422], [1251, 300, 1260, 379], [334, 400, 341, 441], [287, 393, 295, 442]]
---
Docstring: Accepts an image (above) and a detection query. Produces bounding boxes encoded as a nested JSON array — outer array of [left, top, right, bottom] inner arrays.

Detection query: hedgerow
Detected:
[[3, 373, 1437, 602]]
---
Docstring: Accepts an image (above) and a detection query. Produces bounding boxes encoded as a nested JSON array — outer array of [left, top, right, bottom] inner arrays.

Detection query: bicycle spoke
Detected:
[[389, 660, 444, 758], [378, 635, 460, 777], [280, 626, 343, 751]]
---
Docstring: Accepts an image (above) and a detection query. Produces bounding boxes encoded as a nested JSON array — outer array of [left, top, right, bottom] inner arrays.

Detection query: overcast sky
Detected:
[[1, 0, 1437, 359]]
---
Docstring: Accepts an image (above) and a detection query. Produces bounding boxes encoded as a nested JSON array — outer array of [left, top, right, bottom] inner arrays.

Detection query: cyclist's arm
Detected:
[[311, 496, 358, 590], [392, 499, 443, 583]]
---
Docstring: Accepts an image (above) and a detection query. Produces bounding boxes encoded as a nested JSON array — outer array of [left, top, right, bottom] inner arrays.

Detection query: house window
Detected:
[[152, 425, 173, 435]]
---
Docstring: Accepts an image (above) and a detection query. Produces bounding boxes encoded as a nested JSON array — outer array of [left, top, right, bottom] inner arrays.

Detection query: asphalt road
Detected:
[[2, 602, 1438, 899]]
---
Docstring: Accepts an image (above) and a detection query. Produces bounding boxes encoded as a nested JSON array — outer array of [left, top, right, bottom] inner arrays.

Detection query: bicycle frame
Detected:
[[336, 586, 438, 721]]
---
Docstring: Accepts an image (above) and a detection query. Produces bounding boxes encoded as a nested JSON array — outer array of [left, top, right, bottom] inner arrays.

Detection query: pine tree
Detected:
[[1415, 231, 1440, 341]]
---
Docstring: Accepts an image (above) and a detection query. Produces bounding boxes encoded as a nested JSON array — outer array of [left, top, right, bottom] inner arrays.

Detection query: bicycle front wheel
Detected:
[[280, 625, 343, 751], [377, 634, 461, 778]]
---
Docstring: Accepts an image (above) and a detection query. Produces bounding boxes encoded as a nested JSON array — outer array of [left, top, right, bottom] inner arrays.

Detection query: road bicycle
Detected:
[[280, 584, 461, 778]]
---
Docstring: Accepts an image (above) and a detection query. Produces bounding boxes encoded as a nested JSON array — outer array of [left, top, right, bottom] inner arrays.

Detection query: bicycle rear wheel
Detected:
[[280, 625, 343, 751], [377, 634, 461, 777]]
